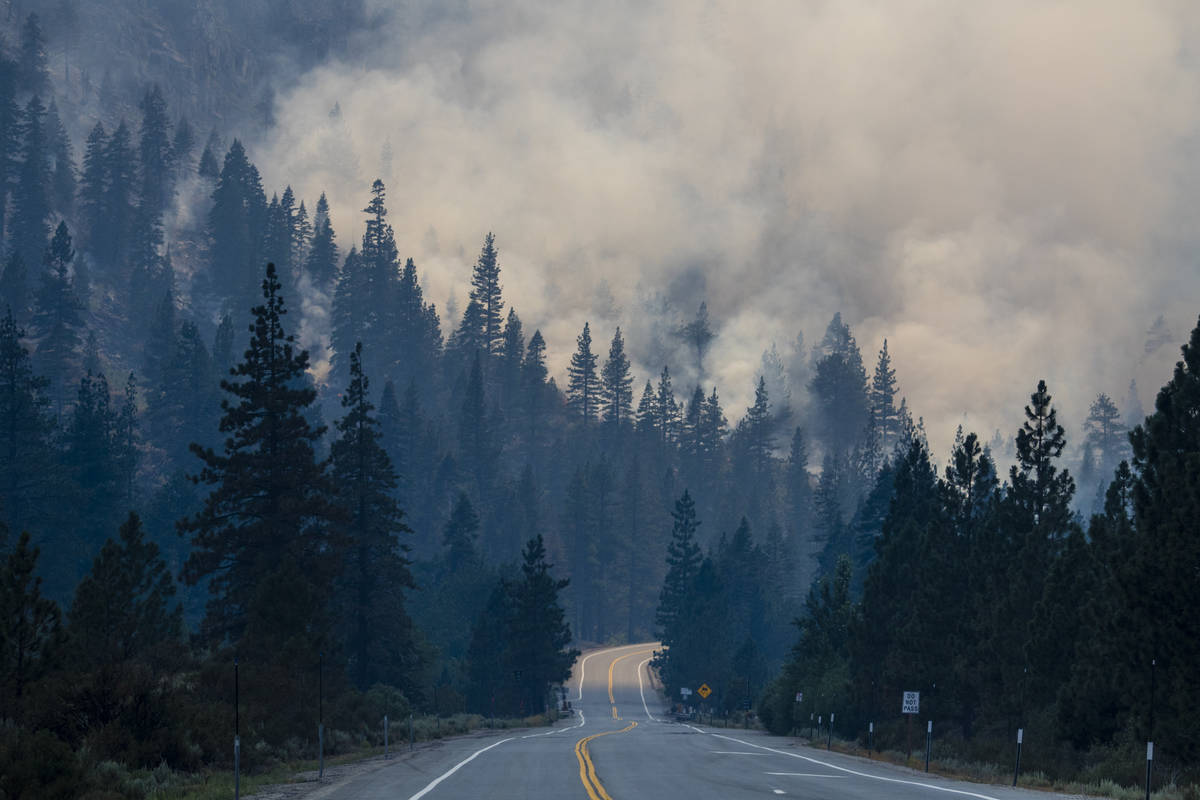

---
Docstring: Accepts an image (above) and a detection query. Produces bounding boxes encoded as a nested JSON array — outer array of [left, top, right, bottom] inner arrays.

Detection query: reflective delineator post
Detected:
[[925, 720, 933, 772], [318, 652, 324, 780], [1146, 741, 1154, 800], [828, 713, 834, 750], [1013, 728, 1023, 786], [869, 721, 874, 755], [384, 715, 389, 759], [234, 658, 240, 800], [409, 713, 414, 752]]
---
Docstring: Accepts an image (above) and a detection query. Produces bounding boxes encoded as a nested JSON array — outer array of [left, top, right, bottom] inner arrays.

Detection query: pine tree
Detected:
[[10, 96, 50, 271], [1120, 315, 1200, 759], [459, 350, 495, 493], [442, 492, 481, 574], [810, 313, 869, 455], [0, 54, 19, 248], [601, 326, 633, 428], [79, 121, 108, 250], [0, 532, 62, 710], [655, 490, 702, 649], [469, 232, 504, 357], [33, 223, 83, 414], [0, 253, 28, 324], [208, 140, 267, 296], [179, 264, 342, 647], [212, 313, 234, 376], [171, 116, 195, 179], [45, 100, 76, 216], [304, 192, 338, 287], [0, 311, 56, 538], [787, 426, 812, 541], [138, 84, 175, 216], [506, 534, 578, 714], [567, 321, 599, 423], [522, 329, 548, 444], [197, 128, 220, 180], [330, 342, 419, 691], [98, 120, 139, 272], [870, 339, 900, 456], [1083, 393, 1128, 477], [680, 302, 715, 374], [499, 308, 525, 404], [654, 366, 681, 448], [17, 14, 50, 97], [67, 511, 183, 669], [739, 376, 772, 472], [636, 379, 656, 437]]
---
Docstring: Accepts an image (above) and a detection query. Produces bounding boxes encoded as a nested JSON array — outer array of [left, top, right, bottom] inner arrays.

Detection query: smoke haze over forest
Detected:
[[247, 0, 1200, 456]]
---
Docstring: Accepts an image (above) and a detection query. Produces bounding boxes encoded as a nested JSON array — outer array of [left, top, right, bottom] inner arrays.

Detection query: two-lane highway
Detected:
[[294, 643, 1078, 800]]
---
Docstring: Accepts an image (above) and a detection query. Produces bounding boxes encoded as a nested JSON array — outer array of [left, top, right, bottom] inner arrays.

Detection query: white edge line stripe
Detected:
[[521, 710, 587, 738], [708, 734, 1004, 800], [577, 643, 655, 702], [637, 657, 656, 722], [766, 772, 848, 777], [406, 736, 515, 800]]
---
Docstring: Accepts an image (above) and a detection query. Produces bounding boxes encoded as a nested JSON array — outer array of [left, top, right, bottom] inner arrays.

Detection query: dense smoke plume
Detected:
[[258, 0, 1200, 459]]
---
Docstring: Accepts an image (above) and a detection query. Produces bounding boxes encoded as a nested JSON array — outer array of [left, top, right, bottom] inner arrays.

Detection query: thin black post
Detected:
[[925, 720, 932, 772], [409, 712, 414, 752], [1013, 728, 1023, 786], [1147, 658, 1156, 800], [869, 721, 874, 755], [234, 658, 240, 800], [318, 652, 324, 779], [828, 712, 834, 750], [384, 714, 389, 758]]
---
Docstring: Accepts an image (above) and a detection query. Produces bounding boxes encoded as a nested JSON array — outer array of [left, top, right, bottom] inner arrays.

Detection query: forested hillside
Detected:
[[1, 7, 1197, 799]]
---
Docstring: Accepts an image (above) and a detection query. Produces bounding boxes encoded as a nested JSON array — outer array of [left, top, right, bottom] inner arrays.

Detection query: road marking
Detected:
[[575, 721, 638, 800], [772, 790, 786, 795], [636, 657, 655, 721], [711, 750, 772, 755], [612, 706, 619, 720], [576, 643, 657, 702], [608, 649, 656, 703], [521, 710, 587, 739], [708, 733, 1004, 800], [766, 772, 848, 777], [405, 736, 515, 800]]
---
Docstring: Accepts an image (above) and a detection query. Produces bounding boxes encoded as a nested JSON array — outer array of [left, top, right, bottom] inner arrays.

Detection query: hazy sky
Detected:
[[258, 0, 1200, 460]]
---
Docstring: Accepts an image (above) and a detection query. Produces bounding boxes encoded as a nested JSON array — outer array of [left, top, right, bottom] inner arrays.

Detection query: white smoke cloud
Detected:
[[257, 0, 1200, 458]]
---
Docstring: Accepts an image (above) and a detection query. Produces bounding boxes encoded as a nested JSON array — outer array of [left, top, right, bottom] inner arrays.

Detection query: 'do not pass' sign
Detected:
[[902, 691, 920, 714]]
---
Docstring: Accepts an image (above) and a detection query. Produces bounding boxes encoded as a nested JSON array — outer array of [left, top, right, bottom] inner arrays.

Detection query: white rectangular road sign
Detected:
[[902, 691, 920, 715], [681, 687, 692, 697], [795, 692, 803, 703]]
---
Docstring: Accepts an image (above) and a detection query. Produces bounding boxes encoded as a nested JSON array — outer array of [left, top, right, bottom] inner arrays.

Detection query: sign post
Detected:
[[902, 692, 919, 763], [234, 659, 240, 800], [1013, 728, 1023, 786], [828, 712, 834, 750], [925, 720, 933, 772]]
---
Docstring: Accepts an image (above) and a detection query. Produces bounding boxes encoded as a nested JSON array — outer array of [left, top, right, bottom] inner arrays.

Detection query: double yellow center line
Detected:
[[575, 648, 655, 798], [575, 720, 637, 800]]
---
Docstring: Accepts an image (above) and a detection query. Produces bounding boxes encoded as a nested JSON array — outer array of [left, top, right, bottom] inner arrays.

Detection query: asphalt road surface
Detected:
[[299, 643, 1075, 800]]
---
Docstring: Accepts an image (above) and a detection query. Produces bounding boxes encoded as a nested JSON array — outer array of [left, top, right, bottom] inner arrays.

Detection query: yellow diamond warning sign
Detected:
[[697, 683, 712, 699]]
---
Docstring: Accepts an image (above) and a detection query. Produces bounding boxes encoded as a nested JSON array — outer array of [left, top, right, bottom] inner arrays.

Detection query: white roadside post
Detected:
[[1013, 728, 1023, 786]]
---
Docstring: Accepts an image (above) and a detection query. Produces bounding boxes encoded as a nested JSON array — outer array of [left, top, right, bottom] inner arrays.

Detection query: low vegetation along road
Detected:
[[295, 643, 1077, 799]]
